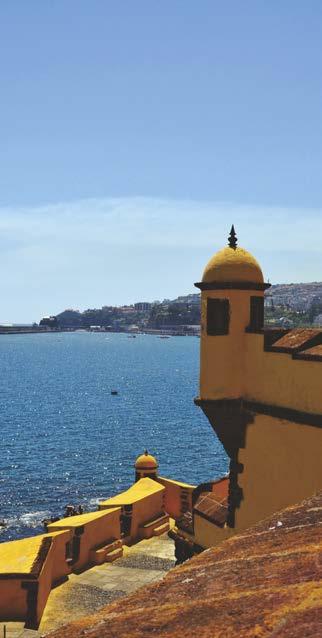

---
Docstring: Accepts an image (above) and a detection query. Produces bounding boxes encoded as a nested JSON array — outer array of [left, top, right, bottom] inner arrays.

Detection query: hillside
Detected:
[[50, 282, 322, 331]]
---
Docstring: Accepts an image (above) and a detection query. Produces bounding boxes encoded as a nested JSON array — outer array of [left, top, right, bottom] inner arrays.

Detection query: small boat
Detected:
[[160, 335, 170, 339], [127, 335, 136, 338], [111, 390, 118, 395]]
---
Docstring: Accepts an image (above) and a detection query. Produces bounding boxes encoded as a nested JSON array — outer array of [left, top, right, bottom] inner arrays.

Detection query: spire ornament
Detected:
[[228, 225, 237, 249]]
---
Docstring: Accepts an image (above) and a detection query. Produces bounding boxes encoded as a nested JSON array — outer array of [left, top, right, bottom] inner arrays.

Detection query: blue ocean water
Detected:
[[0, 332, 228, 542]]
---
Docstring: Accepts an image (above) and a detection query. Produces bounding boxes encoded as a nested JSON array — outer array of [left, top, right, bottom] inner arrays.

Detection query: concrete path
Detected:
[[3, 532, 175, 637]]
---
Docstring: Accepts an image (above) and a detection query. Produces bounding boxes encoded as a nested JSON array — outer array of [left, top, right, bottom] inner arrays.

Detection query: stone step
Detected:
[[90, 539, 123, 564], [139, 514, 170, 539], [105, 547, 123, 562], [153, 522, 170, 536], [140, 513, 169, 530], [105, 539, 122, 555]]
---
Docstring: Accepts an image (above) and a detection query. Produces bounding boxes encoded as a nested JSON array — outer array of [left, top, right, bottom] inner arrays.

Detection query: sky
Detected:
[[0, 1, 321, 322]]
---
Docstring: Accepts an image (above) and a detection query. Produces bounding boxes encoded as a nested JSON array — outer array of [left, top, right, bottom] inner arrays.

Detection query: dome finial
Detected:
[[228, 225, 237, 249]]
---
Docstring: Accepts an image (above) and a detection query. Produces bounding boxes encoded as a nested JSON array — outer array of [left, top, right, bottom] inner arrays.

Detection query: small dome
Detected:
[[202, 246, 264, 284], [135, 450, 158, 470]]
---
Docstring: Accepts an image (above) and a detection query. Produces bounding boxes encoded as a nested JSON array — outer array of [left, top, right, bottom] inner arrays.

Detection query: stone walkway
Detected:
[[3, 532, 176, 637]]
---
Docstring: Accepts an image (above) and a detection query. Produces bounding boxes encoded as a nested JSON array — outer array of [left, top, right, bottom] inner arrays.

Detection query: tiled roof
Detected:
[[267, 328, 322, 353], [46, 492, 322, 638], [194, 491, 228, 527], [293, 344, 322, 362]]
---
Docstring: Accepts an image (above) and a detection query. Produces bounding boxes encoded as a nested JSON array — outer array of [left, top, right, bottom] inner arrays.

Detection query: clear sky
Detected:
[[0, 1, 321, 322]]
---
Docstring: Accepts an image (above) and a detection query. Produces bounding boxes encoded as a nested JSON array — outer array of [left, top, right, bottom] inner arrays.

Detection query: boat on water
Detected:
[[127, 335, 136, 338], [160, 335, 170, 339]]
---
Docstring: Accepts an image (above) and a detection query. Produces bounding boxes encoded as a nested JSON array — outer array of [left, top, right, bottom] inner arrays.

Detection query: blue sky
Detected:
[[0, 2, 321, 322]]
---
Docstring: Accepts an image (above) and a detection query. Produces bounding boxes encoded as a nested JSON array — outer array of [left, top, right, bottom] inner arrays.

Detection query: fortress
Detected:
[[1, 227, 322, 630]]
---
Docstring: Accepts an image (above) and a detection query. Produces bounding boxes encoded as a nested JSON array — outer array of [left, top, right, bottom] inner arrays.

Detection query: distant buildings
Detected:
[[134, 302, 152, 311]]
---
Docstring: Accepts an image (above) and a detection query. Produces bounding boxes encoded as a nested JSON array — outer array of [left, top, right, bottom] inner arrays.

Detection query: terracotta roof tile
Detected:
[[268, 328, 322, 353], [194, 491, 228, 527], [293, 344, 322, 362]]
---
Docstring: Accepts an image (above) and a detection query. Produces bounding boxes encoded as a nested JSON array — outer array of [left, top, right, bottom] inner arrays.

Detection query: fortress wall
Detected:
[[131, 490, 165, 539], [0, 578, 27, 621], [236, 413, 322, 531], [35, 531, 72, 625], [36, 539, 56, 626], [48, 509, 121, 572], [199, 290, 255, 399], [74, 509, 121, 570], [193, 512, 234, 549], [157, 477, 195, 519], [245, 334, 322, 414], [49, 530, 72, 583], [0, 531, 71, 627]]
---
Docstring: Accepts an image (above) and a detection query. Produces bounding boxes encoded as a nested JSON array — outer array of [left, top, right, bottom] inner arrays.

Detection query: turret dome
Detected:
[[201, 225, 264, 285], [135, 450, 158, 470]]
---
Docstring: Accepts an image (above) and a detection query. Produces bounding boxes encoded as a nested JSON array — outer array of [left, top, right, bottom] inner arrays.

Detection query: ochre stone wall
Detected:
[[245, 334, 322, 414], [236, 414, 322, 531], [157, 477, 195, 520], [0, 530, 71, 627], [200, 289, 263, 400], [48, 509, 121, 571], [0, 579, 28, 622], [193, 512, 233, 548]]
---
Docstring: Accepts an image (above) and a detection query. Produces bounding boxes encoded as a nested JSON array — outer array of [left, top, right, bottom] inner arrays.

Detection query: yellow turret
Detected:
[[202, 245, 264, 284], [134, 450, 158, 481], [195, 226, 269, 401]]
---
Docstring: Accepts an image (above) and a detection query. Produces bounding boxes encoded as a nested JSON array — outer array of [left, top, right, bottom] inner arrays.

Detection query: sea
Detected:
[[0, 332, 228, 542]]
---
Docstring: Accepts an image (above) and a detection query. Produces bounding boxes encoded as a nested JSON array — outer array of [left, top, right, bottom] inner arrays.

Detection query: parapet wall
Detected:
[[157, 477, 195, 520], [0, 477, 174, 627]]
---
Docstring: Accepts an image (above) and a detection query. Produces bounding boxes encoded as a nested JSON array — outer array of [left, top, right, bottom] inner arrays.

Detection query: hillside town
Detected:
[[2, 283, 322, 335]]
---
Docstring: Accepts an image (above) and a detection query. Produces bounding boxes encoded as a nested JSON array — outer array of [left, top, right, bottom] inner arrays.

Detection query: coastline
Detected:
[[0, 328, 200, 336]]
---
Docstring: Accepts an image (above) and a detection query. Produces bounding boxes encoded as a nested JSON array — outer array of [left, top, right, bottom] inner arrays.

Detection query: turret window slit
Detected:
[[207, 298, 230, 335], [249, 296, 264, 331]]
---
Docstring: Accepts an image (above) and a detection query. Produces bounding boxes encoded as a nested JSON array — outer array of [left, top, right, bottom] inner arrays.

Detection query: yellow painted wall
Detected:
[[48, 509, 121, 571], [100, 478, 165, 542], [36, 540, 55, 625], [102, 494, 164, 541], [196, 276, 322, 550], [200, 290, 264, 400], [245, 334, 322, 414], [0, 530, 71, 626], [49, 529, 72, 583], [236, 413, 322, 531], [0, 579, 27, 621], [129, 491, 164, 539], [35, 530, 71, 624], [193, 514, 233, 549], [157, 477, 195, 519], [200, 290, 322, 413]]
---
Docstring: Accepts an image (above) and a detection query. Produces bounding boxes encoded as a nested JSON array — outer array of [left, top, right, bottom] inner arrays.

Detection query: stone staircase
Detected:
[[89, 539, 123, 565], [139, 513, 170, 539]]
